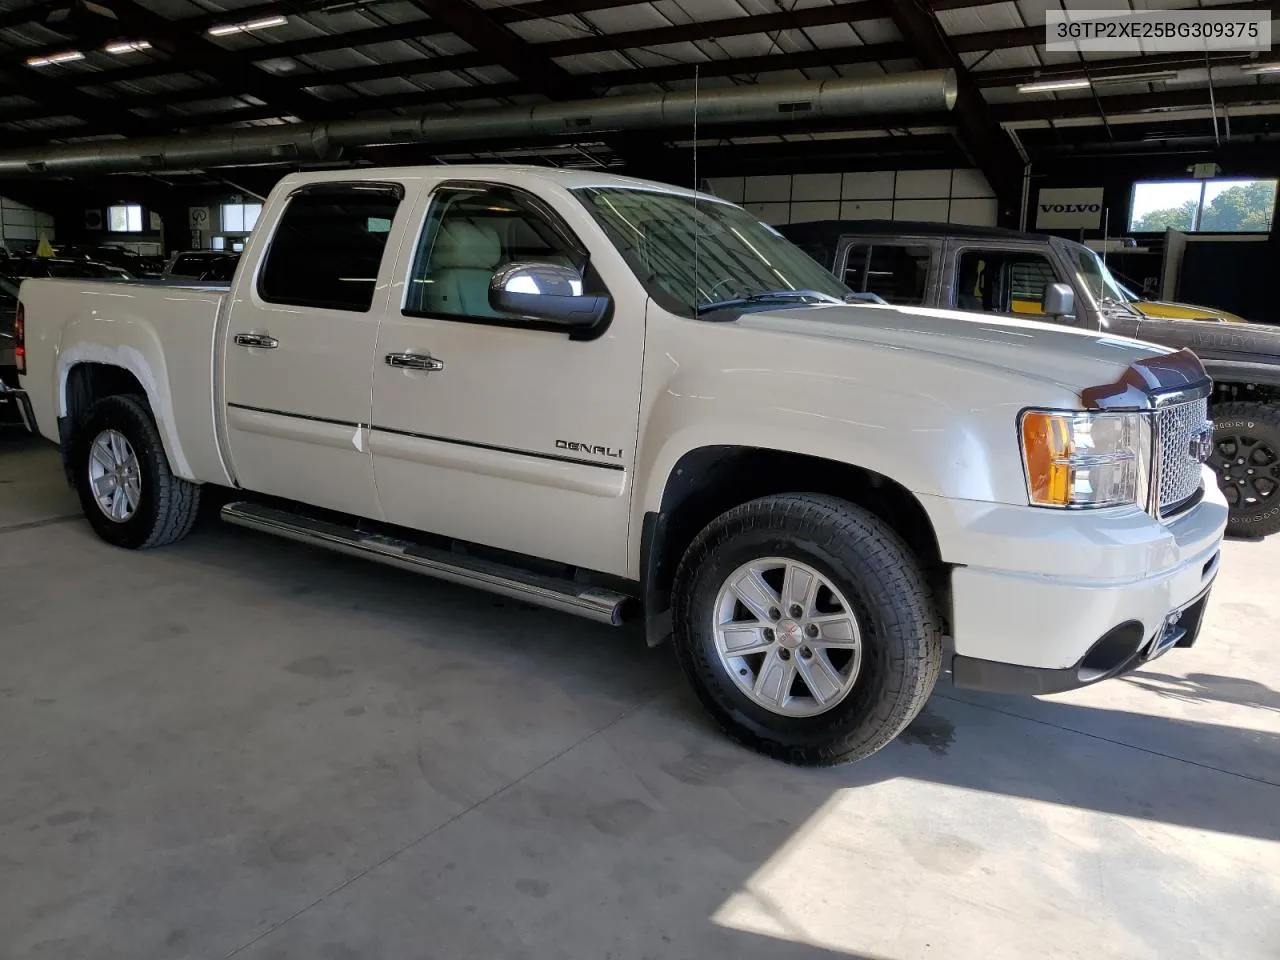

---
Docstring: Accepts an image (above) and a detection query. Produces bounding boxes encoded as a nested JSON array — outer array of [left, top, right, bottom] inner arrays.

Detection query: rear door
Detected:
[[220, 181, 408, 519], [836, 238, 940, 306]]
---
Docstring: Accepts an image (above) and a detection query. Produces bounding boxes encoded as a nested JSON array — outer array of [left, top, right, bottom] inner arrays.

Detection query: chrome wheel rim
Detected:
[[712, 557, 863, 717], [88, 429, 142, 523]]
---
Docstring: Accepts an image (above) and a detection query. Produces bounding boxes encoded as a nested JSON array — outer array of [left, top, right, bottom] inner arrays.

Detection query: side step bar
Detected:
[[220, 501, 633, 626]]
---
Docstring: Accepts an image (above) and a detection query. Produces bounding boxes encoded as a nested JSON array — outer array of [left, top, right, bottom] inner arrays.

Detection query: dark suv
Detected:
[[781, 220, 1280, 538]]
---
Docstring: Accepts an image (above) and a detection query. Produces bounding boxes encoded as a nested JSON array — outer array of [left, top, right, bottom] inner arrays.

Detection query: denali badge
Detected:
[[556, 440, 623, 459], [1188, 423, 1213, 465]]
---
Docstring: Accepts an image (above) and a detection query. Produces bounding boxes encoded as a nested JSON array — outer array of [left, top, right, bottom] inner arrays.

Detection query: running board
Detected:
[[220, 501, 633, 626]]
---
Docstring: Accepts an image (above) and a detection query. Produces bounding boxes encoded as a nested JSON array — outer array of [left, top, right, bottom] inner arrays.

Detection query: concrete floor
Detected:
[[2, 428, 1278, 960]]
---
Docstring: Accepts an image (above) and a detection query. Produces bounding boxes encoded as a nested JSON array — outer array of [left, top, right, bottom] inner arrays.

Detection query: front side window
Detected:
[[955, 250, 1063, 315], [575, 187, 848, 315], [843, 243, 930, 306], [259, 184, 402, 312], [405, 184, 590, 321]]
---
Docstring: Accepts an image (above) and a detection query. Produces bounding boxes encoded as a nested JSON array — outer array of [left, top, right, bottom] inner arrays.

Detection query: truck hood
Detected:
[[736, 302, 1169, 396]]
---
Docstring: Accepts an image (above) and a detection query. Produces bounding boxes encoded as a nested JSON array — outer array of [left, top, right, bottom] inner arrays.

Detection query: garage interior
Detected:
[[2, 1, 1279, 958]]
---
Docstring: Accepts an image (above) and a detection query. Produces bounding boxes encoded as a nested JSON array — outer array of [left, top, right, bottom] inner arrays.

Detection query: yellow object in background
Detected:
[[35, 235, 55, 258], [1130, 299, 1248, 324]]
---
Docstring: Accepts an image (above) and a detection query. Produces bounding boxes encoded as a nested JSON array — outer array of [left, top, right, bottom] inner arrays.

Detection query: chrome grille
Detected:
[[1156, 398, 1209, 515]]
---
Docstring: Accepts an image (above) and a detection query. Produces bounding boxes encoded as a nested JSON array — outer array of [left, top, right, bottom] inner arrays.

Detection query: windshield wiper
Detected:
[[696, 289, 843, 314]]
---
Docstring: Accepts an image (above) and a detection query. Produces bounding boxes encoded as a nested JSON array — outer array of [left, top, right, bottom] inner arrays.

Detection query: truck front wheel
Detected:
[[72, 395, 201, 549], [1210, 402, 1280, 539], [671, 494, 942, 766]]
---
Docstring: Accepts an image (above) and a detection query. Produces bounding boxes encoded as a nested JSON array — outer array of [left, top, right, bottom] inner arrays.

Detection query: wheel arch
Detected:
[[639, 445, 947, 646], [58, 353, 193, 483]]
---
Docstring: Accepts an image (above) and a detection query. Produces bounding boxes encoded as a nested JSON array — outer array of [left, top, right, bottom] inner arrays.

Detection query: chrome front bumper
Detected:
[[0, 380, 35, 432]]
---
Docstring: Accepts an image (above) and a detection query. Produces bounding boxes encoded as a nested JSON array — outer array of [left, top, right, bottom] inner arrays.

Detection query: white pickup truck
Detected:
[[11, 166, 1227, 765]]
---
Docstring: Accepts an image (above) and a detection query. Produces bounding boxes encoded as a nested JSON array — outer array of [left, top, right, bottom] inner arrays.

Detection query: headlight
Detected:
[[1020, 410, 1151, 508]]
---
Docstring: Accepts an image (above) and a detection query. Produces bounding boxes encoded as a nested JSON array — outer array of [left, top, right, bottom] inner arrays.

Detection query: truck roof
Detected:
[[781, 220, 1041, 242], [273, 164, 713, 200]]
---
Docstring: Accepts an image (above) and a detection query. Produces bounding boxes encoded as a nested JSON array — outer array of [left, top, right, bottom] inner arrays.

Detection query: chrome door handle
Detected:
[[234, 333, 279, 349], [385, 352, 444, 372]]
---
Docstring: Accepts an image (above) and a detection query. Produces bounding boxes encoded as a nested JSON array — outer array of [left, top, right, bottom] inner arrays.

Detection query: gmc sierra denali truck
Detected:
[[10, 167, 1227, 765]]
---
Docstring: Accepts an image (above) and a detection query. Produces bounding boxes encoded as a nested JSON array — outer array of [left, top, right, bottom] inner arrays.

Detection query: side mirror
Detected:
[[489, 262, 610, 328], [1041, 282, 1075, 318]]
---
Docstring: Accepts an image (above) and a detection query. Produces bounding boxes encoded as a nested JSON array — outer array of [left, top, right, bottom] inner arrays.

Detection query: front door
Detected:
[[221, 181, 407, 519], [369, 180, 644, 576], [945, 242, 1097, 329]]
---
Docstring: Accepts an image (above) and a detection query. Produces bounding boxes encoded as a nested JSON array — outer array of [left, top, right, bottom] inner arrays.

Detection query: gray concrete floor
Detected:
[[2, 428, 1278, 960]]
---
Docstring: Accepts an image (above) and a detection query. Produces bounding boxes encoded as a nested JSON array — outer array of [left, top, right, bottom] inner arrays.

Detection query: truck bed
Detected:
[[17, 277, 233, 485]]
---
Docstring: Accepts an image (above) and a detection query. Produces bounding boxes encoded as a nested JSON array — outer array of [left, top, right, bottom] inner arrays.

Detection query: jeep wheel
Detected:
[[671, 494, 942, 766], [72, 394, 201, 549], [1209, 402, 1280, 539]]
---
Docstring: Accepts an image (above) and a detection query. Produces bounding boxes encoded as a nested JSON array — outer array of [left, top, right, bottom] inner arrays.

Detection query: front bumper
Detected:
[[919, 481, 1227, 695], [0, 379, 35, 431]]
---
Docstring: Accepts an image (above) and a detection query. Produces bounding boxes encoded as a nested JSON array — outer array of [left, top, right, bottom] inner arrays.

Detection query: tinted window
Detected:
[[843, 243, 930, 306], [405, 185, 587, 321], [955, 250, 1062, 315], [260, 185, 402, 312]]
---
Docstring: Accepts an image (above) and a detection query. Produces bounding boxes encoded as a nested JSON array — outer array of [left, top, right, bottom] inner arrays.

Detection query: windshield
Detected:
[[1069, 244, 1131, 305], [574, 187, 850, 315]]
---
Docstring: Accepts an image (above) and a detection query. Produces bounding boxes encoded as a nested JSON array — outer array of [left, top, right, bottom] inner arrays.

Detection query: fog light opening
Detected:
[[1077, 621, 1146, 683]]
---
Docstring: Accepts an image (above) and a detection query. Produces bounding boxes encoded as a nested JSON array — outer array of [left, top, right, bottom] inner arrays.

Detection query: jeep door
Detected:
[[940, 239, 1102, 330], [834, 237, 942, 307]]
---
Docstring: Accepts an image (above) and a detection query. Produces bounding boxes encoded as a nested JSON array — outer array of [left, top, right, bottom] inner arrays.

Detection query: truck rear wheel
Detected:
[[72, 395, 201, 549], [671, 494, 942, 766], [1210, 402, 1280, 539]]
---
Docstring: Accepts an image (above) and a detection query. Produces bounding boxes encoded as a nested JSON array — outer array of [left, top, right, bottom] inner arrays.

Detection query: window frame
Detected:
[[220, 201, 264, 235], [400, 179, 612, 339], [256, 180, 405, 314], [1128, 177, 1277, 235], [946, 242, 1074, 318], [107, 203, 144, 233], [835, 236, 941, 306]]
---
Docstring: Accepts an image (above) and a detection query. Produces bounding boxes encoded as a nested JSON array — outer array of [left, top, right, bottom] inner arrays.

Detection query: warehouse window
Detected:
[[221, 202, 262, 234], [107, 204, 143, 233], [259, 184, 402, 312], [1129, 178, 1276, 233]]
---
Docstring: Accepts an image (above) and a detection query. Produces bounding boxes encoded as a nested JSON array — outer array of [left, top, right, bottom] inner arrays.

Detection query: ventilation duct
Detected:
[[0, 70, 957, 176]]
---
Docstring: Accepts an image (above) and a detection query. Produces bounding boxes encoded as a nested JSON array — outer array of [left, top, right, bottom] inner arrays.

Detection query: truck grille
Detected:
[[1156, 398, 1210, 517]]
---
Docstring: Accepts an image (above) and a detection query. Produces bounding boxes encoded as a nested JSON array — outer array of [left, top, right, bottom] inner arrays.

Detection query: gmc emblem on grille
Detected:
[[1188, 423, 1213, 465]]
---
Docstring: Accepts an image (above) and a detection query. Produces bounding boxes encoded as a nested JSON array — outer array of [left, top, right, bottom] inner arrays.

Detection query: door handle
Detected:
[[385, 352, 444, 372], [234, 333, 279, 349]]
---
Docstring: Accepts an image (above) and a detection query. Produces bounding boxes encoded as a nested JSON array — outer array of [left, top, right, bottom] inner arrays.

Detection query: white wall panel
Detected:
[[894, 169, 953, 199], [949, 197, 1000, 226], [789, 200, 841, 222], [791, 172, 842, 202], [839, 200, 894, 220], [842, 171, 895, 200], [894, 198, 951, 221], [743, 175, 792, 202]]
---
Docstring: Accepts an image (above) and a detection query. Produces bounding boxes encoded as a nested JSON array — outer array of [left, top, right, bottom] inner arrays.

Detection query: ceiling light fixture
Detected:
[[1092, 70, 1178, 84], [104, 40, 152, 54], [207, 14, 288, 37], [1015, 78, 1091, 94], [26, 49, 85, 67]]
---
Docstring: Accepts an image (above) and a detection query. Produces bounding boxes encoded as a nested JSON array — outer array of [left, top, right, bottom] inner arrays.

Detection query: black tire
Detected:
[[671, 493, 942, 766], [72, 394, 201, 549], [1210, 402, 1280, 539]]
